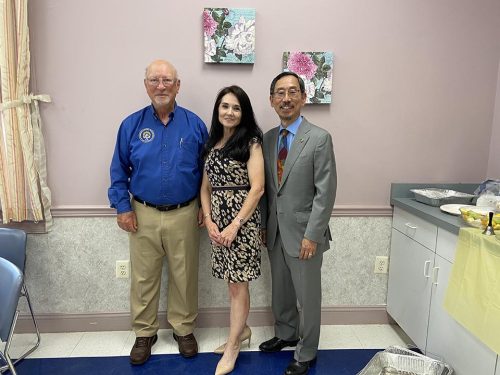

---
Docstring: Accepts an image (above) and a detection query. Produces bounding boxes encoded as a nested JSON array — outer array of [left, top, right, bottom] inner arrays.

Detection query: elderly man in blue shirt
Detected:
[[108, 59, 208, 365]]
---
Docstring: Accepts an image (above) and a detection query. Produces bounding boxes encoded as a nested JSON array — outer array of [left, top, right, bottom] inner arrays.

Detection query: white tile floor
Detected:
[[4, 324, 413, 359]]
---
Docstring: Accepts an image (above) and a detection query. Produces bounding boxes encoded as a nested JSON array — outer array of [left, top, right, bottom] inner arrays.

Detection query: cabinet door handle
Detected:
[[432, 266, 440, 285], [405, 222, 417, 230], [423, 260, 431, 278], [405, 222, 417, 237]]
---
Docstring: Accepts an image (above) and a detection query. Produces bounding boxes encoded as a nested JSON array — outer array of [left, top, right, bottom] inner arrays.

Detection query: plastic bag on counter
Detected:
[[474, 179, 500, 209]]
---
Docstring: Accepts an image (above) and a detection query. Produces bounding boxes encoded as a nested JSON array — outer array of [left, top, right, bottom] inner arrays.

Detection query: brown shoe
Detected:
[[173, 332, 198, 358], [130, 334, 158, 365]]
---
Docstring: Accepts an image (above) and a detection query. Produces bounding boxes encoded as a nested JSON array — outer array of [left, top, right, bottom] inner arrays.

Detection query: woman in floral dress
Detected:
[[200, 86, 264, 375]]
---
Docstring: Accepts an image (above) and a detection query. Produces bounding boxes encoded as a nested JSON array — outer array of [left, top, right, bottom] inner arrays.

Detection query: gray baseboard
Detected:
[[15, 305, 392, 333]]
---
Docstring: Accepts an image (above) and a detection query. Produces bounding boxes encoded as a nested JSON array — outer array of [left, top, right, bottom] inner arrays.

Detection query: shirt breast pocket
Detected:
[[179, 140, 199, 167]]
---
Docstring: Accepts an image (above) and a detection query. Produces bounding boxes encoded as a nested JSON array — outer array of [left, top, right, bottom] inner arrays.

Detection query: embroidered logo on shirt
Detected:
[[138, 128, 155, 143]]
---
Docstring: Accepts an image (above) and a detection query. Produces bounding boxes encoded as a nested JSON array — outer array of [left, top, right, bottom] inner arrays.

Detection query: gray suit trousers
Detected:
[[269, 232, 323, 362]]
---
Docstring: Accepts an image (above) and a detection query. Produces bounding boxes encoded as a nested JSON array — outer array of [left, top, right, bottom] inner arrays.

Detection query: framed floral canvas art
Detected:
[[282, 51, 333, 104], [203, 8, 256, 64]]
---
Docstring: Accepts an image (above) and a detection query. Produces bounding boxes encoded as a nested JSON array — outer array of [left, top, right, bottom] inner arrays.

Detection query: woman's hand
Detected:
[[219, 222, 239, 248], [206, 219, 223, 246]]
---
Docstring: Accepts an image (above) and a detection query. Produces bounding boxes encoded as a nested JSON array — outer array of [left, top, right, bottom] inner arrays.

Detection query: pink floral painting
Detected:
[[282, 51, 333, 104], [204, 8, 255, 64]]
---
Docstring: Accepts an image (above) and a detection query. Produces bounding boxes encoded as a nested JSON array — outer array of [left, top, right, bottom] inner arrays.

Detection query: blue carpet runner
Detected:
[[11, 349, 381, 374]]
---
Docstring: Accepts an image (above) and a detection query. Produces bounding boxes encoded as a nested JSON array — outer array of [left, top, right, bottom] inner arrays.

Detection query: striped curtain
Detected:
[[0, 0, 52, 228]]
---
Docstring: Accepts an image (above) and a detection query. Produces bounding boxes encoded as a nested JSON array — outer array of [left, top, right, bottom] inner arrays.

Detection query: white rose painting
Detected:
[[203, 8, 256, 64], [282, 51, 334, 104]]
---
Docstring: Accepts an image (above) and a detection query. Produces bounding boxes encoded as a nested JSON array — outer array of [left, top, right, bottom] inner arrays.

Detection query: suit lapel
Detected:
[[278, 119, 311, 190]]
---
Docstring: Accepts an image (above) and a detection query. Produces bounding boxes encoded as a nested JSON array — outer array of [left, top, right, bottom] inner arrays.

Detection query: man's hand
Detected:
[[260, 229, 267, 247], [117, 211, 138, 233], [197, 207, 205, 227], [299, 238, 317, 260]]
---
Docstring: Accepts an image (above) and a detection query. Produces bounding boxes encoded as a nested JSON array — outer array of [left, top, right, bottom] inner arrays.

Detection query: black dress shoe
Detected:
[[284, 358, 316, 375], [259, 336, 300, 352]]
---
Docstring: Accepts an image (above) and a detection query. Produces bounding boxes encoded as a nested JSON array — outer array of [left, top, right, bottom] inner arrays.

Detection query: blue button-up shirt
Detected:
[[108, 104, 208, 214]]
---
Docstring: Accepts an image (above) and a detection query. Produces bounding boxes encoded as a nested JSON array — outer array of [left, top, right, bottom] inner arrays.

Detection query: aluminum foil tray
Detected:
[[357, 346, 453, 375], [410, 188, 475, 207]]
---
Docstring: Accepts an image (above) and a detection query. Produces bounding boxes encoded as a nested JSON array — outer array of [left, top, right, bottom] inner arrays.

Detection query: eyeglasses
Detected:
[[272, 88, 302, 100], [146, 77, 177, 87]]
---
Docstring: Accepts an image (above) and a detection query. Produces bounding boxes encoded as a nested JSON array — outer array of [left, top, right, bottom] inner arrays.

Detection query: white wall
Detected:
[[29, 0, 500, 209]]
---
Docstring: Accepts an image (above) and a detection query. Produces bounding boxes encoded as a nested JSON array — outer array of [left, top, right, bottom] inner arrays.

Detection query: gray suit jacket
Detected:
[[261, 118, 337, 256]]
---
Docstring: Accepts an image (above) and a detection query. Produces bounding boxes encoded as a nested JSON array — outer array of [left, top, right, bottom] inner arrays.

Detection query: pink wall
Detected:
[[29, 0, 500, 209], [487, 59, 500, 178]]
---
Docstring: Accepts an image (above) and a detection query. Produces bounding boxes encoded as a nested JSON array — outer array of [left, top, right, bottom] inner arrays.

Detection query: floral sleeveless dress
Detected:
[[205, 142, 261, 283]]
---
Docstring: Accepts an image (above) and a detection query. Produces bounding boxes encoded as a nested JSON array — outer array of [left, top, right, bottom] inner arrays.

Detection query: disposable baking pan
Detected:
[[410, 188, 474, 207], [357, 346, 453, 375]]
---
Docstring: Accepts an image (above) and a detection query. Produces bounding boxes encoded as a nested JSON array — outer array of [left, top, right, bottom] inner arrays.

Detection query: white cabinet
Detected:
[[388, 208, 498, 375], [426, 252, 497, 375], [387, 228, 434, 350]]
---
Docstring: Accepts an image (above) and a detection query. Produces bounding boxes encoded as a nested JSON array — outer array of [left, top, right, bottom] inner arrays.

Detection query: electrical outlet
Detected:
[[374, 256, 389, 274], [115, 260, 130, 278]]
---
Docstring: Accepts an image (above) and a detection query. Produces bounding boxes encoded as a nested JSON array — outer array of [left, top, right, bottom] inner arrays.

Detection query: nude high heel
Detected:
[[214, 343, 240, 375], [214, 326, 252, 354]]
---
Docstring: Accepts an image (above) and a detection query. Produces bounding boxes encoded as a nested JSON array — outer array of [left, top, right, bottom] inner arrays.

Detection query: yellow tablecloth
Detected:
[[444, 227, 500, 355]]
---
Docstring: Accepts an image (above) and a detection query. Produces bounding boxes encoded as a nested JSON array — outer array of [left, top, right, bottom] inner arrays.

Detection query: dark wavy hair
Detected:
[[203, 85, 262, 163]]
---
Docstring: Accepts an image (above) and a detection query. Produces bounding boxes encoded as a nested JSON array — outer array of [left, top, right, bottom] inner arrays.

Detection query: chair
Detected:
[[0, 258, 23, 375], [0, 228, 41, 370]]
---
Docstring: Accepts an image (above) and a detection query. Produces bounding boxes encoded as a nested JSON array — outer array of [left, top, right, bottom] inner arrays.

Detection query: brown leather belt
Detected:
[[133, 196, 194, 211]]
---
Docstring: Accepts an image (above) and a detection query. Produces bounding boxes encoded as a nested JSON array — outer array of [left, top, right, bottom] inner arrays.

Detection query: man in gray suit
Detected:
[[259, 72, 337, 375]]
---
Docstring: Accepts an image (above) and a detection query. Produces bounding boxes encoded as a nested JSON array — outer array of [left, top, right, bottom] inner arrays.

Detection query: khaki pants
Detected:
[[130, 199, 199, 337]]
